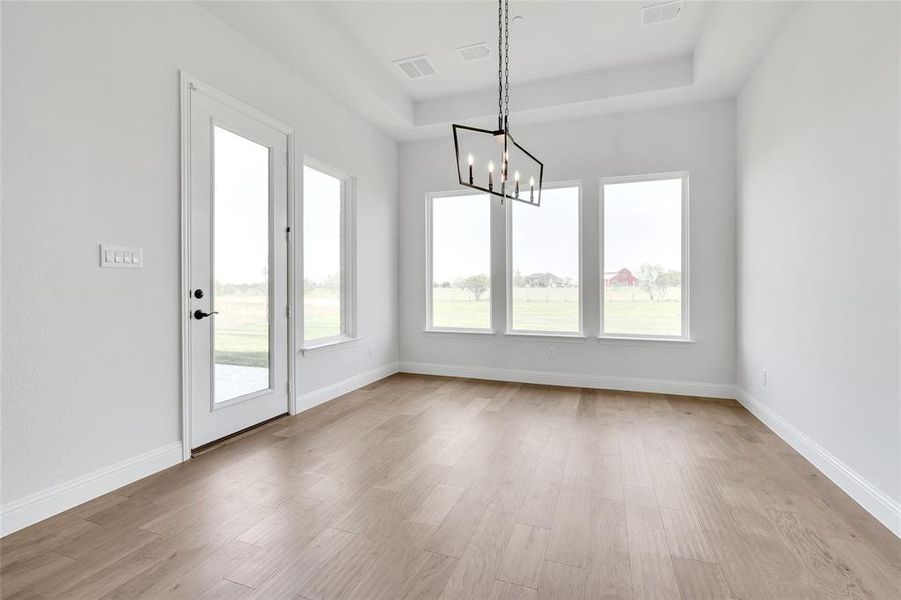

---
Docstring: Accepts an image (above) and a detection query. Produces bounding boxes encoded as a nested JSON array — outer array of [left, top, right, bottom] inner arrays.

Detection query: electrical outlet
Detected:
[[763, 369, 767, 386], [547, 346, 556, 359]]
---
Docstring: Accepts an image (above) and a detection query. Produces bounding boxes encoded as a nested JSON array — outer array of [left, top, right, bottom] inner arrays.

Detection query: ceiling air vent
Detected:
[[642, 0, 682, 26], [457, 42, 491, 63], [394, 55, 437, 79]]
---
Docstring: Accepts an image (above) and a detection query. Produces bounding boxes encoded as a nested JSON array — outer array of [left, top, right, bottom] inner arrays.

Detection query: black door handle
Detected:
[[193, 309, 219, 320]]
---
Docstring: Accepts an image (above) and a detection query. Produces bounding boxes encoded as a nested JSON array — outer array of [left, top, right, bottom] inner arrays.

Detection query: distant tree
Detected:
[[659, 270, 681, 301], [637, 263, 664, 301], [525, 272, 566, 288], [441, 281, 451, 288], [660, 270, 681, 287], [461, 274, 489, 301], [303, 278, 316, 294], [217, 281, 268, 296], [322, 272, 340, 293], [513, 270, 526, 287], [636, 264, 680, 301]]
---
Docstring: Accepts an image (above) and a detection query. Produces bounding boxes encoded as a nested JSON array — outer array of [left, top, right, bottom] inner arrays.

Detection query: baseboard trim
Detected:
[[0, 442, 183, 537], [398, 361, 736, 399], [736, 388, 900, 537], [296, 362, 401, 413]]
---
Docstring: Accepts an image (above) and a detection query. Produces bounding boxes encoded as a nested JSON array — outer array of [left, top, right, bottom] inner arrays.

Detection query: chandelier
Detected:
[[452, 0, 543, 206]]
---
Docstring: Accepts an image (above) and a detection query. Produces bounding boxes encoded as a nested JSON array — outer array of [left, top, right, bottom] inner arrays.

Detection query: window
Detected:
[[508, 184, 581, 334], [601, 173, 687, 339], [303, 161, 355, 346], [427, 192, 491, 331]]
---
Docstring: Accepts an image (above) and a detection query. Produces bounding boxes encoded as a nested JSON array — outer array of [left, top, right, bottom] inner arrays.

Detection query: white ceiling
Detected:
[[319, 1, 709, 101], [200, 1, 797, 141]]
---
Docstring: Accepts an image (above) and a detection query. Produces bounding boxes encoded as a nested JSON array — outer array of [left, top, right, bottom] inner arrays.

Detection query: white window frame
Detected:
[[425, 190, 494, 334], [300, 157, 358, 354], [505, 180, 584, 338], [598, 171, 690, 342]]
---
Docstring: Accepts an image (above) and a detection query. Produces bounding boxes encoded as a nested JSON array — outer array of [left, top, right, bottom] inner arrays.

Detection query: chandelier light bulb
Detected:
[[488, 161, 495, 173], [467, 153, 474, 166]]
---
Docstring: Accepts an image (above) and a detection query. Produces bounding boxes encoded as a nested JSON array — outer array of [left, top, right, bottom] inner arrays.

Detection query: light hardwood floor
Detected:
[[2, 374, 899, 599]]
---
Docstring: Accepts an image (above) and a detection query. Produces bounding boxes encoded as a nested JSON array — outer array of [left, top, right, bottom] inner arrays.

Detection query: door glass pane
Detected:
[[213, 126, 271, 403], [303, 166, 343, 341]]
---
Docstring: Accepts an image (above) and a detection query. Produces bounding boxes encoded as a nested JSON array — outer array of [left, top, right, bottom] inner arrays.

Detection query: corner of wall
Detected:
[[736, 388, 901, 537]]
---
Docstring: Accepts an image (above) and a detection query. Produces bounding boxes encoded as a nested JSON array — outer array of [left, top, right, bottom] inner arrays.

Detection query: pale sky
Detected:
[[604, 178, 682, 272], [214, 126, 270, 286], [512, 186, 579, 281], [432, 193, 490, 282], [303, 165, 341, 282], [431, 180, 682, 284]]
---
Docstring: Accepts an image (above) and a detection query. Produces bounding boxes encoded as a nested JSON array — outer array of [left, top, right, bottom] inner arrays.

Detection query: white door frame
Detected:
[[179, 72, 297, 461]]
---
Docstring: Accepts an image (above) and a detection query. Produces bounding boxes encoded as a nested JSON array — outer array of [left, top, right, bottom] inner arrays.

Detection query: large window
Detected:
[[508, 184, 581, 333], [602, 173, 687, 339], [427, 192, 491, 331], [303, 161, 355, 346]]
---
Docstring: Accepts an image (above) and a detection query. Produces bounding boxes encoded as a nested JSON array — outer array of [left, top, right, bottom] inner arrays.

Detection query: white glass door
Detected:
[[188, 88, 289, 449]]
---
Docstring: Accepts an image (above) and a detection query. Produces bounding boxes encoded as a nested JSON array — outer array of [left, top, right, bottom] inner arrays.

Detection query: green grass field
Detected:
[[214, 289, 342, 368], [214, 293, 269, 367], [510, 287, 580, 332], [431, 287, 492, 329], [303, 289, 341, 341], [432, 285, 682, 335], [214, 284, 682, 367], [603, 285, 682, 336]]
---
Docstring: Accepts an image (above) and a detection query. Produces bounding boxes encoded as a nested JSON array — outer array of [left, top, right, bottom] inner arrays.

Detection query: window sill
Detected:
[[422, 328, 495, 339], [596, 335, 694, 347], [301, 336, 361, 356], [503, 332, 587, 343]]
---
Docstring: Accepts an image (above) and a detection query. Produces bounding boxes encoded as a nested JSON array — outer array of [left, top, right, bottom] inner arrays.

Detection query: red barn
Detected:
[[604, 268, 638, 288]]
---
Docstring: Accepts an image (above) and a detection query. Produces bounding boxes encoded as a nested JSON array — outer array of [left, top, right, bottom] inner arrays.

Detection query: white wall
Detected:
[[1, 1, 398, 515], [737, 1, 900, 530], [398, 100, 736, 394]]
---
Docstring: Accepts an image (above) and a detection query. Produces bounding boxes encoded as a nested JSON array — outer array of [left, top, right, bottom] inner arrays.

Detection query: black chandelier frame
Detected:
[[451, 124, 544, 206], [451, 0, 543, 207]]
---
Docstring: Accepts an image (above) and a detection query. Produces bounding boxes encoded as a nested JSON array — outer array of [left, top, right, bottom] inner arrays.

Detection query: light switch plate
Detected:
[[100, 244, 143, 269]]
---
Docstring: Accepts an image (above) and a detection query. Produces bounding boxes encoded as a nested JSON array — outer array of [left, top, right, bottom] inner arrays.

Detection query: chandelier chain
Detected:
[[504, 0, 510, 127], [497, 0, 503, 129]]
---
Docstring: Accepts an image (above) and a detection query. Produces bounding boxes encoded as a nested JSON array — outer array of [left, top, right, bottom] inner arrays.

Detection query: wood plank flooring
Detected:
[[2, 374, 899, 599]]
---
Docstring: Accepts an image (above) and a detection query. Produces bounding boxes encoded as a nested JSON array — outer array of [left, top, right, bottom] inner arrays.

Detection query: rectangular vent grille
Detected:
[[642, 1, 682, 26], [457, 43, 491, 63], [394, 55, 436, 79]]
